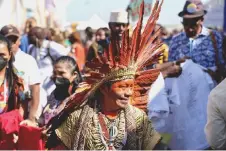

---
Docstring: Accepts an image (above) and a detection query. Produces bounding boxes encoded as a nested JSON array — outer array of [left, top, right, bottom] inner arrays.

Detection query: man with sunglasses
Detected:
[[86, 10, 128, 62], [108, 10, 129, 44], [169, 0, 224, 80]]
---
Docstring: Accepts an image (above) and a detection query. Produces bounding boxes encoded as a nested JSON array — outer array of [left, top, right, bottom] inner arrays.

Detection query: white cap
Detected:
[[109, 10, 128, 23]]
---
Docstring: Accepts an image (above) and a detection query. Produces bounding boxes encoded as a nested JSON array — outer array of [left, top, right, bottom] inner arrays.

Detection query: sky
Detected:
[[66, 0, 210, 27]]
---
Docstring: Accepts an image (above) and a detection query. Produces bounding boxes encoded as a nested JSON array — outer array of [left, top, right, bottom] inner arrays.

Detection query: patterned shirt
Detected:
[[168, 27, 224, 71], [0, 81, 9, 114]]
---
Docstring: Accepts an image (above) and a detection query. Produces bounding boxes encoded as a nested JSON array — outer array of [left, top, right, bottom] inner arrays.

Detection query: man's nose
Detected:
[[125, 88, 133, 97], [119, 25, 125, 31]]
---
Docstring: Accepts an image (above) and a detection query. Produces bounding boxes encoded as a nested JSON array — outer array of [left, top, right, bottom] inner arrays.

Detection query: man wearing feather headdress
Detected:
[[44, 0, 170, 150]]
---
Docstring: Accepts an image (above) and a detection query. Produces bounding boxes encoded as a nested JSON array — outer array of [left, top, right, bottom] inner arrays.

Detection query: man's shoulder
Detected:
[[171, 32, 186, 41], [209, 79, 226, 104], [15, 50, 37, 64]]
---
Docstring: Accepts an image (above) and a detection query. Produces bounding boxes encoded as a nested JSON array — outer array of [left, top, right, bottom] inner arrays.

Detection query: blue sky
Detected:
[[66, 0, 209, 26]]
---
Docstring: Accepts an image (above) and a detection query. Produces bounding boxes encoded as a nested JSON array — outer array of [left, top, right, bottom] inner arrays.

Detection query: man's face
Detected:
[[182, 17, 203, 38], [110, 23, 128, 39], [103, 79, 134, 109]]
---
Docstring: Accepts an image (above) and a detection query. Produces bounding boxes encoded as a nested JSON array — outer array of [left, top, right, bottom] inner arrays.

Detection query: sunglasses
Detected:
[[112, 23, 128, 27]]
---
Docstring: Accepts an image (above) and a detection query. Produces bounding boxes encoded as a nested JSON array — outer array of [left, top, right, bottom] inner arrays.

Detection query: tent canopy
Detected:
[[77, 14, 108, 30]]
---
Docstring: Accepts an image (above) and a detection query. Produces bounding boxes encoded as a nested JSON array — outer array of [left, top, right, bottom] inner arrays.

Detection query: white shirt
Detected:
[[27, 40, 69, 83], [148, 60, 215, 150], [13, 49, 41, 92], [13, 49, 47, 119]]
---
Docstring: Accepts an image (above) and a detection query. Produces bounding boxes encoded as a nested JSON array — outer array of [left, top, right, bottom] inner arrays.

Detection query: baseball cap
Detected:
[[0, 25, 20, 38]]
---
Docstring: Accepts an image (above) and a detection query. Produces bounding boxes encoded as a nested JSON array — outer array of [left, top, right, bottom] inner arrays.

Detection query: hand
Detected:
[[175, 56, 189, 65], [20, 119, 38, 127], [160, 63, 182, 78], [164, 65, 182, 78], [41, 125, 52, 141], [13, 134, 19, 143]]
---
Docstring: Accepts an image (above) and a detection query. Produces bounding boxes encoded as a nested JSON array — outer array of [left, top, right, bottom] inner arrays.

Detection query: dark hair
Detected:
[[28, 27, 46, 40], [0, 34, 20, 111], [85, 27, 93, 39], [102, 27, 111, 38], [68, 32, 82, 44], [6, 35, 19, 44], [54, 56, 83, 83]]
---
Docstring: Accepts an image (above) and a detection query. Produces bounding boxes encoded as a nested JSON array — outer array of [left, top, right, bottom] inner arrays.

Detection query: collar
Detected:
[[199, 26, 209, 36], [183, 26, 209, 39]]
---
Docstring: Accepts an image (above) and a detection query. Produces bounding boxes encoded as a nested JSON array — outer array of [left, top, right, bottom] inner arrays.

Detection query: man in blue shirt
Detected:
[[20, 17, 37, 53], [168, 0, 224, 74]]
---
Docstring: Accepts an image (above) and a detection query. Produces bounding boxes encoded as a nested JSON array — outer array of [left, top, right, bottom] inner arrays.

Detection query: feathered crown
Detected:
[[65, 0, 164, 111]]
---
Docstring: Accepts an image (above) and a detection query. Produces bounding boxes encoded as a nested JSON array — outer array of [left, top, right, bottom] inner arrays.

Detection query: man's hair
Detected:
[[28, 27, 46, 40]]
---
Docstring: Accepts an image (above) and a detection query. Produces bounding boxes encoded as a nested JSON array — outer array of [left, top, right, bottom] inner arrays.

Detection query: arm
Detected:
[[28, 84, 40, 121], [205, 92, 226, 149]]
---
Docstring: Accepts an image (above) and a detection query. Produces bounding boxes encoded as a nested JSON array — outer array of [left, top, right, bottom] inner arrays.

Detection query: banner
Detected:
[[128, 0, 153, 22]]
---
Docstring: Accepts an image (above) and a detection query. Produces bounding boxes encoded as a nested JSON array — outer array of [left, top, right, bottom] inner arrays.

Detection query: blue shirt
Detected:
[[19, 34, 29, 53], [168, 27, 224, 71]]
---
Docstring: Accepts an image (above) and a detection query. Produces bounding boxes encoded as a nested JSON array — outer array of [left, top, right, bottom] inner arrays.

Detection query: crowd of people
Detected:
[[0, 0, 226, 150]]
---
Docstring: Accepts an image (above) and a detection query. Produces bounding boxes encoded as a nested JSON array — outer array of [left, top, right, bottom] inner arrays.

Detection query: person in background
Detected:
[[20, 17, 37, 53], [86, 10, 129, 63], [84, 27, 95, 53], [68, 32, 86, 71], [27, 27, 70, 96], [41, 56, 82, 126], [154, 24, 169, 64], [86, 28, 109, 62], [108, 10, 129, 46], [168, 0, 225, 83], [103, 27, 111, 39], [0, 25, 41, 126]]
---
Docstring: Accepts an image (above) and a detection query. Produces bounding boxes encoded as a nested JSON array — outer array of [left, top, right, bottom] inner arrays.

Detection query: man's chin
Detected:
[[185, 32, 196, 38], [117, 100, 129, 108]]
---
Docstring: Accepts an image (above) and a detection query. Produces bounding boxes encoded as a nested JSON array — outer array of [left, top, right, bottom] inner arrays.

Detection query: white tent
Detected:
[[204, 0, 224, 28], [77, 14, 108, 30]]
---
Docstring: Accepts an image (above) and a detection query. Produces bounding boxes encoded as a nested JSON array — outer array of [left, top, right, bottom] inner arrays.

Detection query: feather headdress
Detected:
[[65, 0, 164, 111]]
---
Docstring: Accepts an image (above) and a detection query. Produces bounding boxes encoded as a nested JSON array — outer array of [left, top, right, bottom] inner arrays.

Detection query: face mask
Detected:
[[0, 56, 8, 71], [97, 39, 109, 48], [53, 77, 71, 101]]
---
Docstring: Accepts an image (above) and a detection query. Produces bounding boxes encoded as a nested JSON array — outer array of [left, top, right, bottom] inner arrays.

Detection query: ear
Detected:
[[71, 71, 78, 79]]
